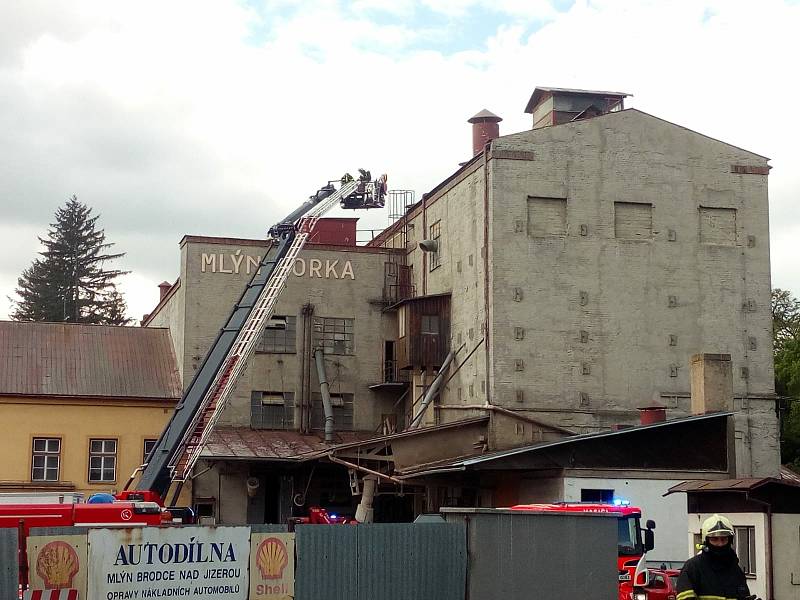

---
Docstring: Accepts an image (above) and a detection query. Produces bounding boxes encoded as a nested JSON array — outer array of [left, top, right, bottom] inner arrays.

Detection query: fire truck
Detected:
[[511, 501, 655, 600], [0, 171, 386, 587]]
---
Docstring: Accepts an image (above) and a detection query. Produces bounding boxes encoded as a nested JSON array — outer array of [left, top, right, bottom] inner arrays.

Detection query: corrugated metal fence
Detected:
[[296, 523, 466, 600], [0, 528, 18, 600]]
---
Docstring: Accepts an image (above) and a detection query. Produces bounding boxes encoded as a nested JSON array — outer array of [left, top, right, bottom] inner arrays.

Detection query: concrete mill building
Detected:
[[143, 86, 778, 527]]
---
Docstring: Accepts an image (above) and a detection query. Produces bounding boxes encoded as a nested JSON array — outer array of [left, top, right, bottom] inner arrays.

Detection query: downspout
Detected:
[[409, 350, 456, 429], [747, 493, 774, 600], [314, 348, 334, 443], [482, 141, 492, 405]]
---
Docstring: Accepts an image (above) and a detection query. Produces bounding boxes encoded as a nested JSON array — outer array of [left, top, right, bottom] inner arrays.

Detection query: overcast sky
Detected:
[[1, 0, 798, 323]]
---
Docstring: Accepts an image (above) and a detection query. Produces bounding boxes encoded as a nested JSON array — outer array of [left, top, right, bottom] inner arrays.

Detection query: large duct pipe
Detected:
[[410, 350, 456, 429], [355, 475, 377, 523], [314, 348, 335, 443]]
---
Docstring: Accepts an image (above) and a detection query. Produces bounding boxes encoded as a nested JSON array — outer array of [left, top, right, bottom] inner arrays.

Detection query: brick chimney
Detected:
[[158, 281, 172, 301], [468, 109, 502, 156], [690, 353, 733, 415]]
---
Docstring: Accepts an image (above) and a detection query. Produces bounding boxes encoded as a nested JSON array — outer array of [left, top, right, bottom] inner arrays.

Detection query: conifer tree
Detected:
[[12, 196, 132, 324]]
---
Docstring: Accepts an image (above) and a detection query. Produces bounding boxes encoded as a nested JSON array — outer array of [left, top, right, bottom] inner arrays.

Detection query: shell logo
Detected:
[[36, 541, 79, 588], [255, 537, 288, 580]]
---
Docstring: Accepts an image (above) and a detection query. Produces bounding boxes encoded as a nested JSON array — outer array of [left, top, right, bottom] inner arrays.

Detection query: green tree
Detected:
[[12, 196, 133, 325], [773, 288, 800, 468], [772, 288, 800, 351]]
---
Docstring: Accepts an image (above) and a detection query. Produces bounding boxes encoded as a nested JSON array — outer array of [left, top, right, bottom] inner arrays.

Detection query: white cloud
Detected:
[[1, 0, 799, 325]]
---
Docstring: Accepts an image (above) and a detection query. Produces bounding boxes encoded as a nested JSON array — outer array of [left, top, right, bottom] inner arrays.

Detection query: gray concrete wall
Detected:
[[399, 164, 490, 417], [486, 109, 777, 474], [154, 236, 398, 433]]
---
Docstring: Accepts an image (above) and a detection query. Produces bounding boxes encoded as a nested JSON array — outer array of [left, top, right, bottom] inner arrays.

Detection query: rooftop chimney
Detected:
[[524, 87, 630, 130], [690, 353, 733, 415], [468, 109, 502, 156], [158, 281, 172, 301], [638, 405, 666, 425]]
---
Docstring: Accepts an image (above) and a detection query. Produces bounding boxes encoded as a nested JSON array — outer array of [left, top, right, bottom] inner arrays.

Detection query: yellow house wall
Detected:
[[0, 396, 176, 498]]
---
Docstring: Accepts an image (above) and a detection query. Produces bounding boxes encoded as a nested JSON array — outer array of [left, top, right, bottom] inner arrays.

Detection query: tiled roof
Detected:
[[0, 321, 181, 399], [201, 427, 376, 461]]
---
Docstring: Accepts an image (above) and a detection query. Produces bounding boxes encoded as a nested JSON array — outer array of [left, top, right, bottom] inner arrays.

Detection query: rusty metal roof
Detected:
[[0, 321, 181, 399], [201, 427, 376, 461]]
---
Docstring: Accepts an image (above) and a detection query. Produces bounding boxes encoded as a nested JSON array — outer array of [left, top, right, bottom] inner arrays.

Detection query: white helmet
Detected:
[[701, 514, 734, 540]]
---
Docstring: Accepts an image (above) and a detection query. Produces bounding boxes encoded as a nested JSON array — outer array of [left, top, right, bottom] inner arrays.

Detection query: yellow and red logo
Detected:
[[36, 541, 79, 588], [255, 537, 288, 579]]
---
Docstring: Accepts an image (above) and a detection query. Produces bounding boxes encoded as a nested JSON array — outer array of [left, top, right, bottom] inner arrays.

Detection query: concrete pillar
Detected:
[[690, 353, 733, 415]]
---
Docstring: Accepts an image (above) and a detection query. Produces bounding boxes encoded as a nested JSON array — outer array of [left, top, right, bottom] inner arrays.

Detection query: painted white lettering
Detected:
[[230, 250, 244, 274], [341, 260, 355, 279], [246, 255, 261, 275], [292, 258, 306, 276], [325, 260, 339, 279], [201, 254, 216, 273], [218, 253, 233, 274], [309, 259, 322, 278]]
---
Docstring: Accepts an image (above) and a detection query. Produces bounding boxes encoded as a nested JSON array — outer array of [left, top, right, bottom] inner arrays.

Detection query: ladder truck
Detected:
[[0, 171, 387, 586]]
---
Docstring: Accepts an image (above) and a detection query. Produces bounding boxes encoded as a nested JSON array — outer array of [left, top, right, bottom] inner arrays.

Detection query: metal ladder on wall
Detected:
[[170, 179, 360, 483]]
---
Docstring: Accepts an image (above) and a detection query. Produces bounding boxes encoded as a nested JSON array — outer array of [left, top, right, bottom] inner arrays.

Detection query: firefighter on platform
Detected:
[[675, 514, 758, 600]]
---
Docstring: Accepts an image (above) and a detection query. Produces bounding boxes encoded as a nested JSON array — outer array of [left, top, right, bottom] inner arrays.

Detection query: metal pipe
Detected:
[[410, 350, 456, 429], [355, 475, 377, 523], [314, 348, 335, 443], [327, 453, 404, 485]]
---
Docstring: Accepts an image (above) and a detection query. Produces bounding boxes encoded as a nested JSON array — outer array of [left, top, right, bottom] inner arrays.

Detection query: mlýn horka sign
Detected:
[[200, 252, 355, 279], [87, 526, 250, 600]]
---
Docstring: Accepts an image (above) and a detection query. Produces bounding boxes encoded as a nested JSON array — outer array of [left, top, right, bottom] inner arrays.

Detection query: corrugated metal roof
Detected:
[[396, 412, 732, 478], [781, 465, 800, 485], [201, 427, 376, 461], [0, 321, 181, 399], [667, 468, 800, 494]]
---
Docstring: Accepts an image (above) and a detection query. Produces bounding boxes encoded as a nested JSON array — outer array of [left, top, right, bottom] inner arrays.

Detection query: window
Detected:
[[581, 488, 614, 503], [614, 202, 653, 240], [251, 391, 294, 429], [313, 317, 354, 355], [143, 439, 157, 463], [88, 439, 117, 482], [734, 526, 756, 576], [32, 438, 60, 481], [428, 220, 441, 271], [699, 207, 736, 245], [421, 315, 440, 335], [257, 315, 297, 353], [527, 197, 567, 237]]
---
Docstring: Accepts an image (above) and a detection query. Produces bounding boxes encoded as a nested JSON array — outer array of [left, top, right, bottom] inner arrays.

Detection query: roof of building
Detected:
[[200, 427, 377, 461], [0, 321, 181, 400], [468, 109, 502, 123], [666, 467, 800, 494], [394, 412, 732, 478], [524, 86, 631, 113]]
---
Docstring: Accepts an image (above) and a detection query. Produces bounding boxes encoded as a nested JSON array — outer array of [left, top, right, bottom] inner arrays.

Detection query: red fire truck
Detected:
[[0, 172, 386, 589], [511, 501, 655, 600]]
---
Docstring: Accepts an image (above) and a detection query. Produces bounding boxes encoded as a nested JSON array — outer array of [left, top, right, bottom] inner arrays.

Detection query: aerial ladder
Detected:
[[118, 171, 387, 508]]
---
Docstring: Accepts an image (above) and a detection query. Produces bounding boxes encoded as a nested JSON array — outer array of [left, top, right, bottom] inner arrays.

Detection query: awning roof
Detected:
[[395, 412, 732, 478]]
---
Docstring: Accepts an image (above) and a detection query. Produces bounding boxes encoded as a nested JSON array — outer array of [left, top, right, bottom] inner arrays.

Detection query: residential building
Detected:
[[0, 321, 181, 498]]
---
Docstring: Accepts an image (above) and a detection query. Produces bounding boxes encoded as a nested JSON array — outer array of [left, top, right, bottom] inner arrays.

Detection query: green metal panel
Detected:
[[0, 528, 18, 600], [296, 525, 359, 600], [294, 523, 466, 600]]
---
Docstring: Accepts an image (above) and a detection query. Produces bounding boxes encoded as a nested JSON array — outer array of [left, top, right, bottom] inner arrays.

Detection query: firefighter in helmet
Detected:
[[675, 514, 756, 600]]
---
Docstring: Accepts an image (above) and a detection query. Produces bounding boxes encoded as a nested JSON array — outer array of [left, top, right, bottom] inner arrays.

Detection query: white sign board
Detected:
[[87, 527, 250, 600]]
